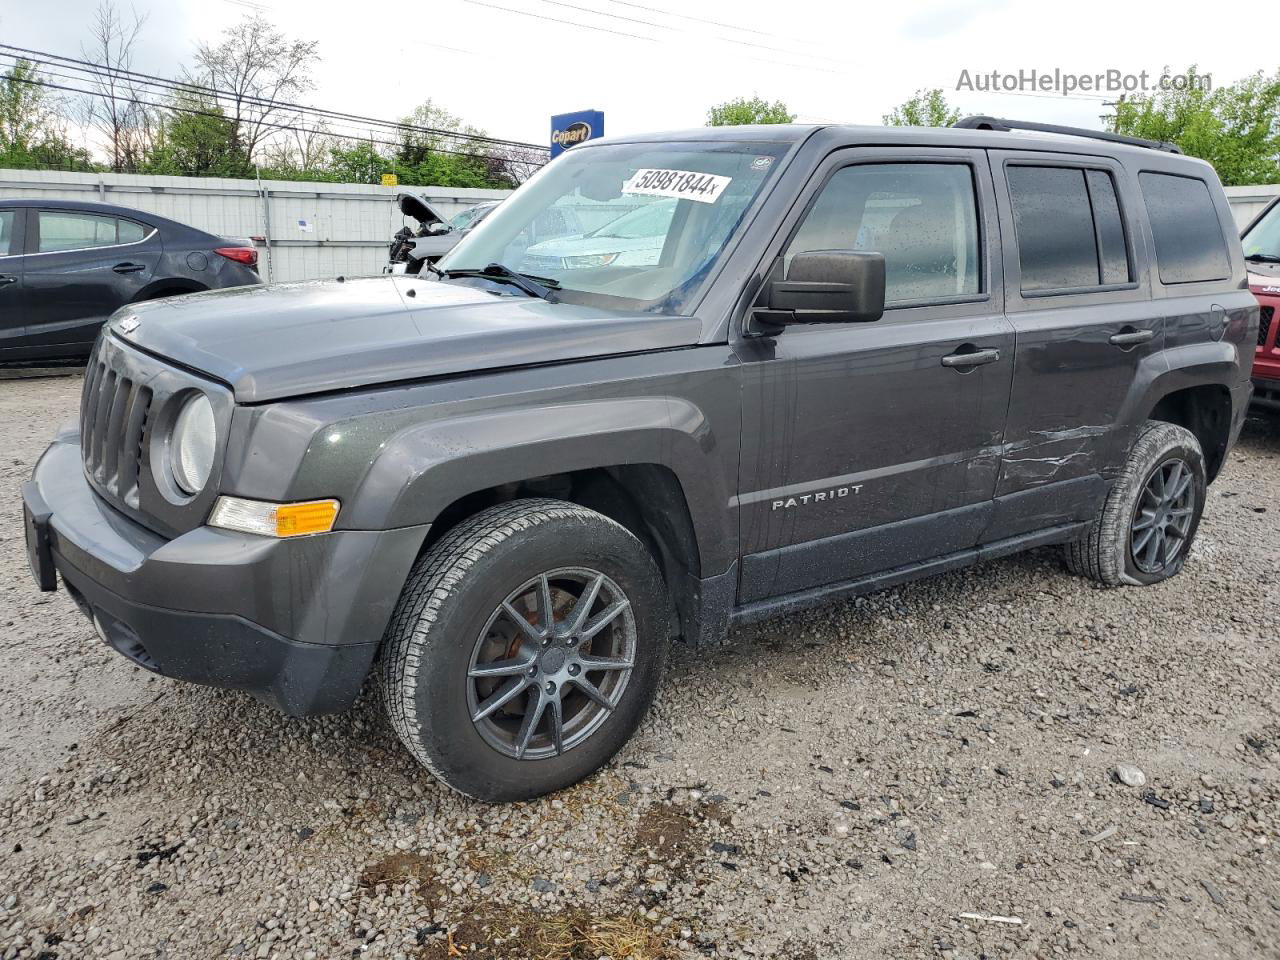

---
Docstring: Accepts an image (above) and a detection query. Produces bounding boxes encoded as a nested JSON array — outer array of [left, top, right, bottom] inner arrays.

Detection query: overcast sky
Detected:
[[1, 0, 1269, 149]]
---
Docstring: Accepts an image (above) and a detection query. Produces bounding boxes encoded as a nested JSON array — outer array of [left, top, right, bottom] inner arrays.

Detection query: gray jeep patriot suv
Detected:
[[23, 117, 1256, 801]]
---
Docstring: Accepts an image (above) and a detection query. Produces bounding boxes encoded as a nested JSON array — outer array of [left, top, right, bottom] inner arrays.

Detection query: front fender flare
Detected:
[[338, 396, 735, 574]]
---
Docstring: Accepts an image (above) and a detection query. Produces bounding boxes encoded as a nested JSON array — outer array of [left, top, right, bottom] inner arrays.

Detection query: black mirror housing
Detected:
[[767, 250, 886, 324]]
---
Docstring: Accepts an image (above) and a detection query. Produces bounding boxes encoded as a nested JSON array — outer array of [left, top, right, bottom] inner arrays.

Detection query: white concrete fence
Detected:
[[0, 169, 512, 282], [2, 169, 1276, 282]]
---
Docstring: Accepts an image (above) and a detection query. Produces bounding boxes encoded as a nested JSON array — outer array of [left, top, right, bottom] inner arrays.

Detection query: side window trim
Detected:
[[1004, 160, 1138, 298], [774, 158, 989, 311]]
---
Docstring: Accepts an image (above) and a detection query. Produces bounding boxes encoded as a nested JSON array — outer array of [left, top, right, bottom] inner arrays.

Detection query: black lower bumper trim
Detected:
[[58, 556, 377, 716]]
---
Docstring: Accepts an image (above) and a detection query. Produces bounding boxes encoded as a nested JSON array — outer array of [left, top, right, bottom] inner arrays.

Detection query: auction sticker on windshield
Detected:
[[622, 169, 732, 204]]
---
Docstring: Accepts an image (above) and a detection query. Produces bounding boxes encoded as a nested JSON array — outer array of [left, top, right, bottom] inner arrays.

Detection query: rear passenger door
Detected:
[[0, 208, 24, 356], [22, 210, 161, 357], [985, 151, 1160, 542]]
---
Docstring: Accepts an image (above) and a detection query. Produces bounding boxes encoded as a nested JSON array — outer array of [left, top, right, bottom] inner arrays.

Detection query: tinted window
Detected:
[[1140, 172, 1230, 284], [1008, 166, 1133, 291], [1008, 167, 1097, 290], [785, 163, 980, 303], [38, 212, 119, 253], [0, 211, 15, 256], [1087, 171, 1130, 285], [117, 219, 147, 244]]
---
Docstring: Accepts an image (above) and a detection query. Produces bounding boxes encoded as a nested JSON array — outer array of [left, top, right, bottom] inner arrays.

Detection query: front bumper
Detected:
[[24, 430, 427, 715]]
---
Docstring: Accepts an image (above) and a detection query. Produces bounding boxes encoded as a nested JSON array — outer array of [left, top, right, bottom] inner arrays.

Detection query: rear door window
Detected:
[[1139, 172, 1231, 284], [1006, 165, 1132, 292], [38, 212, 121, 253]]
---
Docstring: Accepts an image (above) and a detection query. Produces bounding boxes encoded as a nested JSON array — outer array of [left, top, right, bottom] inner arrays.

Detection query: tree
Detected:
[[142, 93, 250, 178], [81, 1, 153, 172], [0, 60, 94, 171], [191, 13, 319, 163], [1108, 67, 1280, 186], [392, 100, 518, 188], [707, 96, 795, 126], [883, 88, 961, 127]]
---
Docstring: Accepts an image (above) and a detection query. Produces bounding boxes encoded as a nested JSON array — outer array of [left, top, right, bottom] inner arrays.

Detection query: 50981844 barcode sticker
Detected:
[[622, 168, 732, 204]]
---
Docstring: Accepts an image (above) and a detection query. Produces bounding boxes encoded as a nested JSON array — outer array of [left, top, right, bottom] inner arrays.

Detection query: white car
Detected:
[[522, 198, 676, 271]]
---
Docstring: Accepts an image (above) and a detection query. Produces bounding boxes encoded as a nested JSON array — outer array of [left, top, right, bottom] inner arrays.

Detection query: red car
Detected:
[[1244, 196, 1280, 410]]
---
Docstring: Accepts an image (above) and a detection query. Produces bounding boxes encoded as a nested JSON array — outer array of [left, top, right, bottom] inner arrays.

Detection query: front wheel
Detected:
[[1064, 420, 1207, 586], [379, 499, 669, 802]]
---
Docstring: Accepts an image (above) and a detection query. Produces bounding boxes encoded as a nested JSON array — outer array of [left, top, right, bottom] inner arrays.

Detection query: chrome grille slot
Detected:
[[90, 369, 118, 476], [120, 386, 153, 506], [100, 375, 135, 492]]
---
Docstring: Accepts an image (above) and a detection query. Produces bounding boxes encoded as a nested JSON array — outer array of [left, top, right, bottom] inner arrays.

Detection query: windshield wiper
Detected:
[[440, 262, 560, 299], [1245, 253, 1280, 263]]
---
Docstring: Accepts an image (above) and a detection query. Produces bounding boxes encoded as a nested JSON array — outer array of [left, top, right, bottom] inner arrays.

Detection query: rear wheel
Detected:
[[1064, 420, 1206, 586], [379, 499, 668, 801]]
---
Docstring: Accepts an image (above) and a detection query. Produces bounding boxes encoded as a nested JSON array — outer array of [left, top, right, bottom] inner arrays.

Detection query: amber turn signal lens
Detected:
[[208, 496, 340, 538], [273, 500, 340, 536]]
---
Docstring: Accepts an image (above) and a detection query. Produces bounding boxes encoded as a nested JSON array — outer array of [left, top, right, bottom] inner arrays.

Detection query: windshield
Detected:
[[1244, 200, 1280, 260], [438, 140, 789, 314]]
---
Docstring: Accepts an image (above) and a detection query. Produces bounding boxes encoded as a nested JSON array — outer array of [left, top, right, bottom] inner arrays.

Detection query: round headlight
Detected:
[[171, 394, 216, 494]]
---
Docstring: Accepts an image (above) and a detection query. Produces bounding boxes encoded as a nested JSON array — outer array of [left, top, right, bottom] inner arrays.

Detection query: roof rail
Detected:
[[953, 115, 1182, 154]]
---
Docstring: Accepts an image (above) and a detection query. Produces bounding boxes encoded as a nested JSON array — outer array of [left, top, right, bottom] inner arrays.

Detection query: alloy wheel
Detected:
[[466, 568, 636, 760], [1130, 457, 1196, 574]]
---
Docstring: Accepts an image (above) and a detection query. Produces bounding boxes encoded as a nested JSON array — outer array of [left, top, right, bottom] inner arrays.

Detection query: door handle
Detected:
[[112, 263, 145, 274], [941, 347, 1001, 368], [1109, 328, 1155, 347], [0, 276, 16, 286]]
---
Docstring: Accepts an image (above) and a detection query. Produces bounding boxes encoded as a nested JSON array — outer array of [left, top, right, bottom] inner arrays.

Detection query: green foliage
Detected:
[[1108, 67, 1280, 186], [707, 96, 796, 126], [142, 94, 252, 178], [0, 60, 95, 171], [883, 89, 962, 127]]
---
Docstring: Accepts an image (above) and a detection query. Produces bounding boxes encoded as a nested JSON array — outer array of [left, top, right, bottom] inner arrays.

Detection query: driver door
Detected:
[[735, 148, 1014, 603]]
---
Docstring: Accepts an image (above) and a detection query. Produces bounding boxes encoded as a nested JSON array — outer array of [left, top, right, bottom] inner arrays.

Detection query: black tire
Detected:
[[378, 498, 668, 802], [1064, 420, 1207, 586]]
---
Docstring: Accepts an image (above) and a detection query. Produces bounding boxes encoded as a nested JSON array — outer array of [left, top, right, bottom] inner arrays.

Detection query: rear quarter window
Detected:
[[1139, 172, 1231, 284]]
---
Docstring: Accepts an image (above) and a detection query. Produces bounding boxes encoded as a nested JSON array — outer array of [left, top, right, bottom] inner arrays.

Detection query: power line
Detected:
[[2, 67, 543, 170], [0, 43, 548, 153], [459, 0, 852, 74], [531, 0, 853, 67], [462, 0, 658, 40]]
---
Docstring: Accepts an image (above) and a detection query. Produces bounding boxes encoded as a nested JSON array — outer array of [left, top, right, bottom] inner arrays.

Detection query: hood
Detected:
[[109, 277, 703, 402], [397, 192, 450, 228]]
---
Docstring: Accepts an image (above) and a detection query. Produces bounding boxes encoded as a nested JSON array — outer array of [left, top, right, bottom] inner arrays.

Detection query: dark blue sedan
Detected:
[[0, 198, 262, 362]]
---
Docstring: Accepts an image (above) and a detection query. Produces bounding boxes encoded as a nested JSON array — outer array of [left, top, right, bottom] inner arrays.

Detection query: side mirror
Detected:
[[767, 250, 885, 324], [427, 222, 452, 235]]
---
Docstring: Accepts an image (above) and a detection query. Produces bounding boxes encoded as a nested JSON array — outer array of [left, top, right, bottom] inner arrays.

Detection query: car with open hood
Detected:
[[23, 118, 1256, 802]]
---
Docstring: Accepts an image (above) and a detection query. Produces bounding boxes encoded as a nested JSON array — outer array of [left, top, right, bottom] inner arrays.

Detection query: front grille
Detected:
[[78, 333, 233, 539], [1261, 306, 1275, 348], [80, 356, 153, 508]]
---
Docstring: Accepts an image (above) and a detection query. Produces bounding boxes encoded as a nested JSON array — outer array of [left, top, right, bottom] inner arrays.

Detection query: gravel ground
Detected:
[[1, 374, 1278, 960]]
